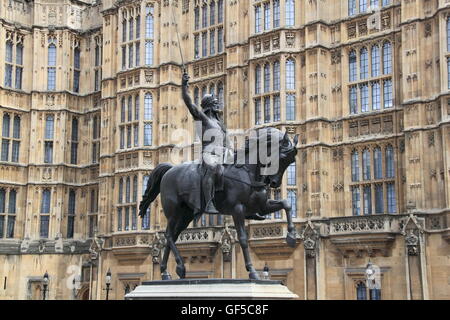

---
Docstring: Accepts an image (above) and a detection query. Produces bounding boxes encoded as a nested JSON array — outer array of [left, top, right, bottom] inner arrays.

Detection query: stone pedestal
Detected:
[[125, 279, 299, 300]]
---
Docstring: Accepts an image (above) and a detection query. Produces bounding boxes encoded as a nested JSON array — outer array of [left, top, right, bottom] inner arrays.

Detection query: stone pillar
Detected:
[[301, 221, 319, 300], [150, 233, 166, 280], [403, 215, 428, 300]]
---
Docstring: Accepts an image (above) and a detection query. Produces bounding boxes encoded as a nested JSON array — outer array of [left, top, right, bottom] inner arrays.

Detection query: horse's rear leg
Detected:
[[160, 244, 172, 280], [171, 214, 194, 279], [232, 205, 259, 280], [165, 213, 193, 279]]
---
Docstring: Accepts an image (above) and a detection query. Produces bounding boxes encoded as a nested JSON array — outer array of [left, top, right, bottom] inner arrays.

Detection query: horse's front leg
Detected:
[[232, 204, 260, 280], [261, 199, 297, 248]]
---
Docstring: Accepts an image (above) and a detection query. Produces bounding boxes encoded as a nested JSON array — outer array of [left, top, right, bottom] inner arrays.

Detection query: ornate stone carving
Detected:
[[151, 233, 166, 264], [285, 32, 295, 48]]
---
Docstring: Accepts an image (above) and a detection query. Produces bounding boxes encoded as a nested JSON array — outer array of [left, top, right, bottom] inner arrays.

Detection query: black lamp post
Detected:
[[104, 268, 112, 300], [42, 271, 49, 300]]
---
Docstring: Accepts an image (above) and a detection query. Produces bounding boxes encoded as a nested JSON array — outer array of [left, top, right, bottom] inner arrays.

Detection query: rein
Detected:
[[223, 174, 268, 189]]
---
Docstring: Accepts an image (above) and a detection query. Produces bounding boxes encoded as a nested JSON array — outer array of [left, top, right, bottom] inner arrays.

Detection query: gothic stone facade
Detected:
[[0, 0, 449, 300]]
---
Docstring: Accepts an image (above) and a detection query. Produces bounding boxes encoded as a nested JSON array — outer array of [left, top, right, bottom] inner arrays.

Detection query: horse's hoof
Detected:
[[249, 272, 260, 280], [176, 265, 186, 279], [161, 273, 172, 281], [286, 232, 297, 248]]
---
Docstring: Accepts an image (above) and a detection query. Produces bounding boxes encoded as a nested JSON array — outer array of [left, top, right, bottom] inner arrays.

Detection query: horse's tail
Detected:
[[139, 163, 173, 217]]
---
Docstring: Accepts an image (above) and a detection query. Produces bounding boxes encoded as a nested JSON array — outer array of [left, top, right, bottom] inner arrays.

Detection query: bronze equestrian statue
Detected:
[[139, 72, 298, 280]]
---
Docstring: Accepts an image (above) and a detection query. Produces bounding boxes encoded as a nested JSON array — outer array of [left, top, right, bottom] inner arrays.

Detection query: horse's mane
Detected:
[[234, 127, 283, 158]]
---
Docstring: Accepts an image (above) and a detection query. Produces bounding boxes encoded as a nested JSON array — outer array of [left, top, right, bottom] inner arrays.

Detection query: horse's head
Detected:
[[263, 130, 298, 188]]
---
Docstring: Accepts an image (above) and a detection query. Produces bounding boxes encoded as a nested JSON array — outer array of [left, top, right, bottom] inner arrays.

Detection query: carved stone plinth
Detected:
[[125, 279, 298, 300]]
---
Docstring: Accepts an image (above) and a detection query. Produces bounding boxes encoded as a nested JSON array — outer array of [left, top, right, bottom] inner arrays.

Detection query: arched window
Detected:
[[285, 0, 295, 26], [0, 189, 5, 213], [9, 190, 16, 214], [73, 47, 81, 93], [5, 41, 13, 64], [264, 63, 270, 93], [93, 116, 100, 140], [362, 149, 371, 180], [133, 176, 138, 202], [119, 178, 123, 204], [7, 189, 16, 238], [145, 41, 153, 65], [136, 14, 141, 39], [0, 189, 5, 237], [194, 6, 200, 30], [71, 118, 78, 142], [40, 189, 51, 238], [121, 98, 126, 122], [273, 95, 280, 121], [360, 47, 368, 79], [360, 84, 369, 112], [67, 190, 76, 238], [11, 116, 20, 163], [372, 81, 381, 110], [117, 207, 123, 231], [135, 95, 140, 120], [210, 1, 215, 25], [385, 145, 394, 178], [387, 182, 396, 213], [374, 147, 382, 179], [286, 59, 295, 90], [3, 114, 10, 138], [126, 177, 131, 203], [383, 79, 393, 108], [15, 43, 23, 89], [202, 86, 207, 98], [356, 282, 367, 300], [447, 18, 450, 52], [273, 60, 280, 91], [41, 189, 51, 214], [273, 0, 280, 28], [45, 115, 54, 140], [122, 17, 127, 42], [255, 65, 261, 94], [218, 0, 224, 23], [349, 50, 357, 82], [371, 45, 380, 77], [264, 2, 271, 30], [144, 93, 153, 120], [48, 43, 57, 90], [146, 5, 154, 38], [255, 99, 261, 125], [209, 83, 215, 96], [348, 0, 356, 16], [287, 163, 296, 185], [352, 186, 361, 216], [255, 5, 262, 33], [144, 124, 152, 146], [44, 115, 54, 164], [129, 17, 134, 40], [286, 93, 296, 121], [359, 0, 368, 13], [363, 185, 372, 215], [383, 42, 392, 74], [375, 184, 384, 214], [4, 41, 13, 87], [128, 96, 133, 121], [351, 150, 359, 182], [71, 118, 78, 164], [287, 190, 297, 218]]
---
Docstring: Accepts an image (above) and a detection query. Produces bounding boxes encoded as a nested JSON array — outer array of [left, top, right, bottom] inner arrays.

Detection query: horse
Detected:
[[139, 128, 299, 280]]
